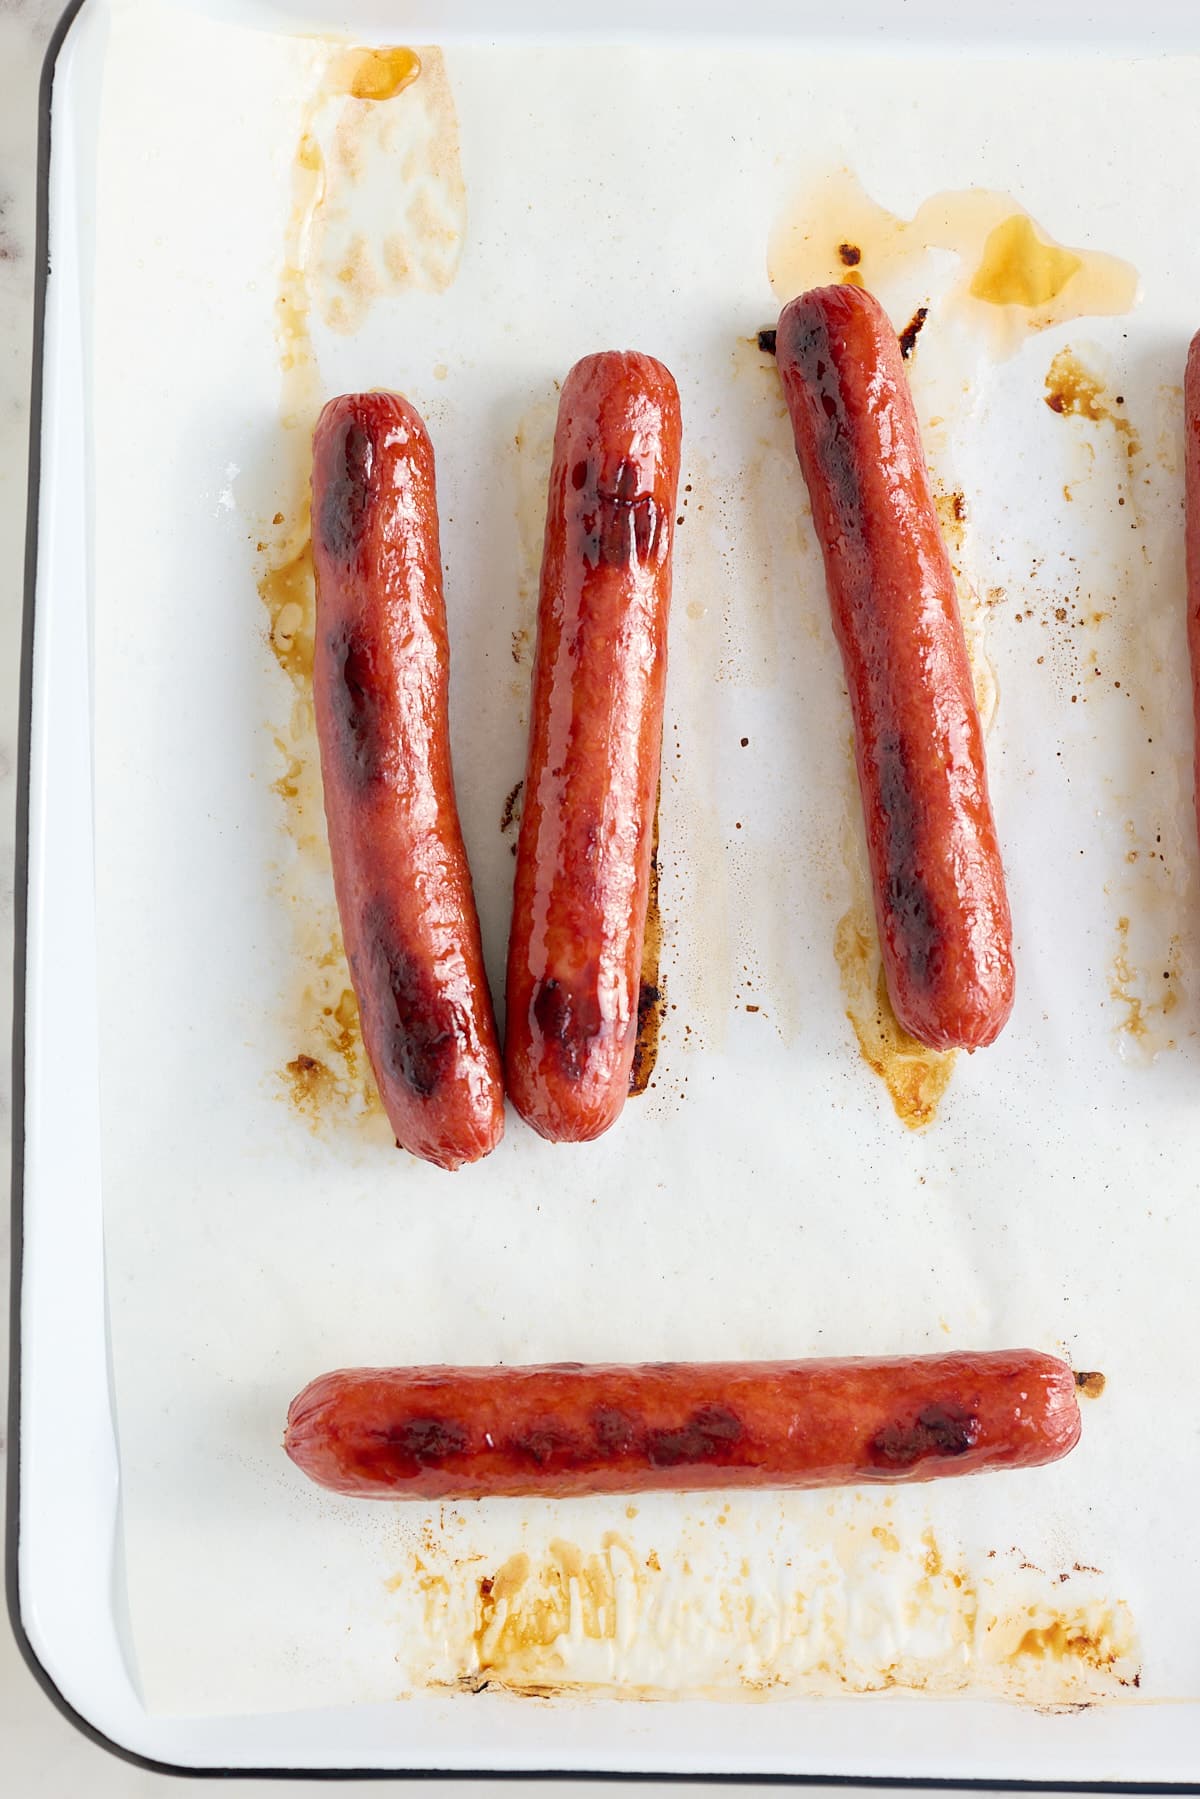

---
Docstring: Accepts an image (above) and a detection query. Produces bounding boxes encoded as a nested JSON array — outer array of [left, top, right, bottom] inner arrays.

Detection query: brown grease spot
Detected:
[[837, 241, 862, 266], [473, 1541, 634, 1677], [396, 1523, 1137, 1701], [500, 780, 523, 834], [933, 489, 968, 562], [767, 172, 1138, 358], [283, 1052, 337, 1118], [261, 537, 315, 685], [835, 908, 956, 1129], [334, 45, 422, 102], [971, 214, 1081, 308], [1043, 348, 1142, 458], [1110, 913, 1181, 1049], [1013, 1617, 1128, 1675]]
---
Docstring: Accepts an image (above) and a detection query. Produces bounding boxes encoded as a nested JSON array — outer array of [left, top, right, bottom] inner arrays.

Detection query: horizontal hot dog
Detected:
[[505, 351, 682, 1141], [775, 285, 1015, 1052], [284, 1349, 1081, 1499], [311, 393, 504, 1170]]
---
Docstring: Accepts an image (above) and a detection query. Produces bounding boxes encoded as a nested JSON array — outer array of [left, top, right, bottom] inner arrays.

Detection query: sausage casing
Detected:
[[311, 393, 504, 1170], [284, 1349, 1081, 1500], [504, 351, 682, 1140], [776, 285, 1015, 1052]]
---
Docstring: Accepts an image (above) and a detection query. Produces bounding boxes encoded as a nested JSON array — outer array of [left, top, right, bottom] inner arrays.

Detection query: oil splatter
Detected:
[[334, 45, 421, 102], [473, 1537, 637, 1678], [1075, 1371, 1107, 1400], [970, 213, 1082, 309], [386, 1510, 1138, 1702], [898, 304, 929, 359], [262, 536, 315, 686], [835, 906, 957, 1129], [1044, 348, 1141, 460], [768, 169, 1139, 356], [500, 779, 523, 835], [1110, 914, 1181, 1061], [313, 47, 466, 336]]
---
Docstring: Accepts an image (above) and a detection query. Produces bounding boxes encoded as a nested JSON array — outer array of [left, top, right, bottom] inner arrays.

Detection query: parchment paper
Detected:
[[90, 0, 1199, 1716]]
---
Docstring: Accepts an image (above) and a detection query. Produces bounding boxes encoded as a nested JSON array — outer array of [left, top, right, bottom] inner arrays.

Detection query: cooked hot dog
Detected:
[[775, 286, 1014, 1051], [505, 352, 682, 1139], [284, 1349, 1081, 1499], [311, 393, 504, 1170]]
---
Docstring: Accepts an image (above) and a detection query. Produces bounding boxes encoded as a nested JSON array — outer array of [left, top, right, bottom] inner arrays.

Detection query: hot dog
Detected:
[[311, 393, 504, 1170], [1185, 332, 1200, 860], [505, 352, 682, 1141], [284, 1349, 1081, 1499], [775, 286, 1015, 1052]]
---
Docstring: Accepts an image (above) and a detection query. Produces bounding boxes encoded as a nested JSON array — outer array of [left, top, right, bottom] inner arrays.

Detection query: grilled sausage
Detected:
[[776, 285, 1015, 1051], [505, 352, 682, 1139], [311, 393, 504, 1170], [285, 1349, 1081, 1499]]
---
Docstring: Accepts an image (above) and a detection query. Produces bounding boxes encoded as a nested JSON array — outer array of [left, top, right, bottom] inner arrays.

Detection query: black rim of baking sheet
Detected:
[[3, 0, 1197, 1784]]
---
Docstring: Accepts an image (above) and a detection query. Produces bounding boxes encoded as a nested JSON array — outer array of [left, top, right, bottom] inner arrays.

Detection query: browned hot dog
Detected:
[[311, 393, 504, 1170], [775, 285, 1015, 1052], [505, 352, 682, 1140], [284, 1349, 1082, 1500]]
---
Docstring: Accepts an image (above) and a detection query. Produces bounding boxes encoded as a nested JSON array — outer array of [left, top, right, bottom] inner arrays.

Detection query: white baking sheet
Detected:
[[27, 0, 1200, 1775]]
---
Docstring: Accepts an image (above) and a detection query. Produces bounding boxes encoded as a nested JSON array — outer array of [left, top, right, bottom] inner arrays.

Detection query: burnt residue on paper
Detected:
[[767, 169, 1138, 356], [1044, 348, 1142, 460], [305, 47, 466, 337], [1111, 914, 1181, 1056], [898, 304, 929, 359], [629, 790, 665, 1097], [1075, 1371, 1107, 1400], [385, 1510, 1140, 1702], [257, 520, 383, 1137], [500, 780, 524, 835]]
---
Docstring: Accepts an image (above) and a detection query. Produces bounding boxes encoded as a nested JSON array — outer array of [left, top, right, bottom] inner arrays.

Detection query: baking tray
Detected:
[[11, 0, 1200, 1779]]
